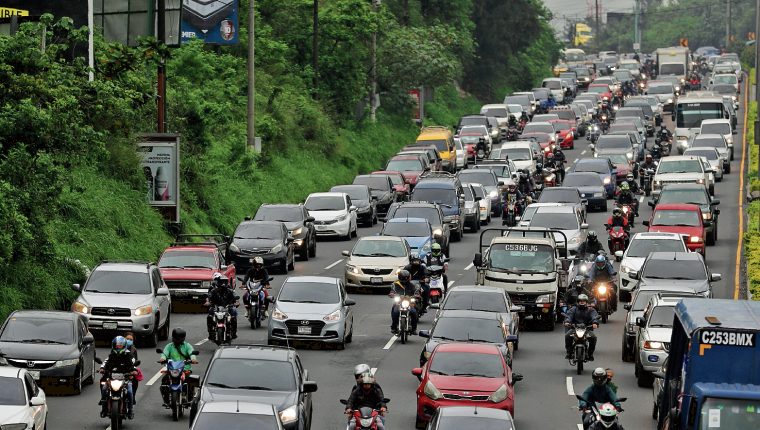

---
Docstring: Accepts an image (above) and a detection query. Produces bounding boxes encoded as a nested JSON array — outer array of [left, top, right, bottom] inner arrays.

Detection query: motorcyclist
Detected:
[[606, 207, 629, 231], [640, 154, 658, 176], [345, 372, 386, 430], [205, 273, 238, 341], [476, 137, 488, 158], [242, 256, 272, 318], [502, 182, 525, 224], [516, 169, 535, 197], [158, 328, 198, 407], [587, 254, 618, 311], [564, 294, 599, 360], [98, 336, 137, 419], [657, 124, 672, 142], [566, 276, 593, 307], [605, 368, 619, 394], [351, 364, 383, 393], [584, 231, 604, 256], [616, 182, 638, 219], [389, 270, 420, 334], [425, 243, 449, 292], [579, 368, 623, 429], [403, 253, 429, 313]]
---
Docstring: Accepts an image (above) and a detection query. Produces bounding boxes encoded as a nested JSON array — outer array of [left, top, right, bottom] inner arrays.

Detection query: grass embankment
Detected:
[[745, 99, 760, 299]]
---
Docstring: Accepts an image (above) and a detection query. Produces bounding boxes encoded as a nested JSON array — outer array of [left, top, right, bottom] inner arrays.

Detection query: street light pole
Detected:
[[369, 0, 379, 122], [248, 0, 258, 151]]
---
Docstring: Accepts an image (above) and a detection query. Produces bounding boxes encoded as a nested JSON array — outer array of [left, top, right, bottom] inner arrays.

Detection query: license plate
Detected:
[[29, 371, 40, 380], [371, 277, 383, 284], [315, 225, 326, 230], [298, 326, 312, 335], [102, 322, 118, 330]]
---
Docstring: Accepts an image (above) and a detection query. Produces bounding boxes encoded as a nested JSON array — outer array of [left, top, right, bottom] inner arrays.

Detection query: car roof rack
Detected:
[[419, 171, 456, 180]]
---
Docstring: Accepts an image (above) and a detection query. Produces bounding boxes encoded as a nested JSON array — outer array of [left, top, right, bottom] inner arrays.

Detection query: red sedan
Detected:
[[643, 203, 707, 256], [588, 83, 613, 102], [385, 155, 426, 188], [411, 343, 518, 428], [549, 119, 576, 149]]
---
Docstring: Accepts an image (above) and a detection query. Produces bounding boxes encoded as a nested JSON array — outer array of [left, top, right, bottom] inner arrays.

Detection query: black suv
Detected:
[[384, 201, 451, 255], [189, 345, 317, 430], [254, 204, 317, 261], [229, 220, 295, 274]]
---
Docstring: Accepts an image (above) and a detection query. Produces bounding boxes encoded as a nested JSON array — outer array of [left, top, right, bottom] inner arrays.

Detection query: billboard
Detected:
[[181, 0, 239, 45], [138, 134, 181, 222], [94, 0, 181, 47]]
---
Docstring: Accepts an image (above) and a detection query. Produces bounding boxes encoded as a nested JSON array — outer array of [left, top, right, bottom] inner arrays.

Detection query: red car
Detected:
[[385, 155, 427, 188], [372, 170, 410, 201], [158, 236, 236, 304], [588, 83, 613, 102], [549, 119, 576, 149], [411, 343, 518, 428], [643, 203, 706, 256], [600, 152, 634, 183]]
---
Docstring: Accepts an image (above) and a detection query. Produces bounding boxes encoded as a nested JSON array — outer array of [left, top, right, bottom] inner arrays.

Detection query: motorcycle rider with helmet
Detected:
[[502, 182, 525, 224], [579, 368, 623, 429], [205, 273, 238, 341], [606, 208, 630, 250], [403, 253, 429, 313], [566, 276, 593, 308], [616, 182, 639, 220], [344, 372, 386, 430], [242, 256, 272, 318], [564, 294, 599, 360], [516, 170, 535, 199], [425, 243, 449, 292], [553, 146, 567, 183], [640, 154, 658, 177], [584, 231, 605, 256], [351, 364, 383, 393], [657, 124, 672, 146], [158, 328, 198, 407], [389, 270, 420, 335], [98, 336, 137, 419], [587, 254, 618, 311]]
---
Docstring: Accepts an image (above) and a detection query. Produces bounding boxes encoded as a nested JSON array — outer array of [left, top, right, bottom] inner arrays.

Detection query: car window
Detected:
[[383, 221, 431, 237], [278, 281, 341, 304], [648, 306, 676, 328], [205, 358, 296, 391], [626, 238, 686, 257], [444, 292, 508, 313], [643, 259, 707, 280], [652, 209, 701, 227], [84, 270, 151, 295], [632, 291, 657, 311], [234, 224, 284, 239], [351, 239, 408, 258], [159, 250, 217, 270], [254, 206, 303, 222], [152, 269, 162, 293], [390, 207, 441, 225], [0, 377, 25, 405], [432, 316, 505, 343], [429, 351, 505, 377], [658, 189, 710, 205], [24, 373, 37, 398]]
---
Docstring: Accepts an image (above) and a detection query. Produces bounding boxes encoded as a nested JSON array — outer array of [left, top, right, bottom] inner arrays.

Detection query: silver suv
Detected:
[[71, 261, 172, 346]]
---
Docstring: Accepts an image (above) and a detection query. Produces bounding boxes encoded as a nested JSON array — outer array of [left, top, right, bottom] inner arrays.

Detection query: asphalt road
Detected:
[[45, 89, 747, 430]]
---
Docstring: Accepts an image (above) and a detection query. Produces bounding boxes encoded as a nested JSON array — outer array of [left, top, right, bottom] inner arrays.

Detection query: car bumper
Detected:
[[269, 318, 346, 343], [356, 208, 373, 223], [345, 270, 400, 288], [82, 314, 156, 335], [5, 361, 79, 382], [232, 251, 287, 271], [314, 218, 351, 236], [479, 205, 490, 221], [619, 272, 637, 292], [168, 288, 209, 301], [639, 348, 668, 372], [416, 394, 513, 424], [686, 242, 705, 255], [583, 196, 607, 210]]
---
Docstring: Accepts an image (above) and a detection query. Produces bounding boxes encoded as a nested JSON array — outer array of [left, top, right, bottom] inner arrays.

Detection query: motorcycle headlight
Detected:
[[644, 341, 663, 350], [603, 96, 609, 101], [433, 228, 443, 237], [323, 309, 342, 322], [134, 305, 153, 316], [271, 244, 283, 253], [536, 293, 555, 303], [641, 74, 647, 79], [360, 418, 374, 428], [346, 264, 360, 274], [401, 300, 411, 309], [292, 227, 303, 236], [55, 358, 80, 368], [424, 381, 443, 400], [393, 296, 401, 303], [489, 190, 498, 198], [580, 265, 588, 274], [109, 379, 124, 391], [272, 308, 288, 321], [170, 369, 181, 377], [596, 285, 608, 294], [603, 177, 611, 185], [279, 405, 298, 424], [675, 86, 681, 92], [488, 384, 509, 403], [71, 301, 89, 314], [613, 105, 619, 111]]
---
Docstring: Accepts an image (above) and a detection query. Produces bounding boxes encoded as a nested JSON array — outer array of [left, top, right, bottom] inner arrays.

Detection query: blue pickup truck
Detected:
[[657, 298, 760, 429]]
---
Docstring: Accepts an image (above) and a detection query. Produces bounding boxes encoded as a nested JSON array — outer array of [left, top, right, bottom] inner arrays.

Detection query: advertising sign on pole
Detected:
[[138, 134, 181, 223], [181, 0, 239, 45], [408, 88, 423, 123]]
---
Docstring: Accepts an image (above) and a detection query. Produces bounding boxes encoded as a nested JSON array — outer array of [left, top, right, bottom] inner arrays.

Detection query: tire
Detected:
[[171, 391, 179, 421], [215, 327, 224, 346], [309, 238, 317, 258], [451, 228, 462, 242], [85, 355, 95, 384], [351, 222, 358, 238], [725, 163, 731, 174], [73, 363, 84, 395], [110, 400, 121, 430], [159, 314, 170, 341], [621, 340, 632, 362], [345, 326, 353, 344], [707, 227, 716, 246], [400, 329, 407, 344], [601, 313, 608, 323], [299, 242, 309, 262], [576, 346, 585, 375], [545, 315, 556, 331], [636, 359, 655, 387], [653, 402, 659, 420], [142, 325, 159, 348]]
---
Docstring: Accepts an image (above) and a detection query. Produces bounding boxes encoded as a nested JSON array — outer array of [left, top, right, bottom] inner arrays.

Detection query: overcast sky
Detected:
[[542, 0, 637, 35]]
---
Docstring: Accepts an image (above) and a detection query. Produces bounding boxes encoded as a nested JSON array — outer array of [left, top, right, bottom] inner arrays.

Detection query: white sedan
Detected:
[[469, 183, 492, 224], [0, 367, 47, 430]]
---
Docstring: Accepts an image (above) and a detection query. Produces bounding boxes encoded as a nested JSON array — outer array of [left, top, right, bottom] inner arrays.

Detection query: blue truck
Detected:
[[657, 298, 760, 429]]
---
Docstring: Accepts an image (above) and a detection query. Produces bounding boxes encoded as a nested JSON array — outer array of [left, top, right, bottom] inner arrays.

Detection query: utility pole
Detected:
[[755, 0, 759, 178], [312, 0, 319, 94], [727, 0, 732, 49], [369, 0, 380, 122], [157, 0, 166, 133], [634, 0, 640, 49], [248, 0, 258, 151], [595, 0, 601, 53]]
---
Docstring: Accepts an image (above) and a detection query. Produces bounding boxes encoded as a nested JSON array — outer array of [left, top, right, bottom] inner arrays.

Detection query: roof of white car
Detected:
[[630, 232, 685, 241], [0, 366, 25, 378], [700, 118, 731, 125]]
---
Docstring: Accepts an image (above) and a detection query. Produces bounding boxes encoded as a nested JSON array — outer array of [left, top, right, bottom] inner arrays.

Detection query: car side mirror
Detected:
[[303, 381, 318, 393], [580, 223, 589, 229], [286, 237, 295, 243], [511, 373, 524, 384], [418, 330, 431, 338], [344, 298, 357, 306], [82, 333, 94, 344], [192, 351, 200, 356], [429, 303, 440, 309], [473, 253, 483, 267], [614, 250, 624, 260], [506, 335, 518, 343], [636, 316, 645, 327], [371, 195, 378, 200], [155, 348, 163, 354], [71, 283, 81, 292], [510, 305, 525, 313], [341, 250, 350, 257], [648, 201, 656, 208], [349, 205, 357, 212], [629, 271, 639, 280], [623, 304, 631, 311], [157, 287, 170, 296], [306, 216, 315, 223], [94, 357, 103, 365], [30, 396, 45, 407], [710, 273, 722, 282], [498, 181, 505, 186], [411, 368, 423, 380], [642, 220, 650, 227], [711, 199, 720, 206]]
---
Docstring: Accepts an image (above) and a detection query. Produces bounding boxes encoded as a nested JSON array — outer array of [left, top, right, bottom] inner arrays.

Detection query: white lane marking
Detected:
[[448, 281, 456, 288], [325, 259, 344, 270], [578, 425, 584, 430], [194, 338, 208, 346], [581, 150, 587, 155], [145, 367, 165, 386], [382, 335, 398, 350], [566, 376, 575, 396], [573, 158, 579, 164], [638, 195, 645, 203], [565, 166, 571, 172], [464, 263, 474, 271], [371, 367, 378, 376]]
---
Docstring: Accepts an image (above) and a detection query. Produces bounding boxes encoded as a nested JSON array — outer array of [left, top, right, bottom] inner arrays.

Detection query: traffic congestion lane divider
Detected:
[[735, 74, 749, 300], [382, 335, 398, 350], [566, 376, 575, 396], [325, 259, 344, 270], [464, 263, 474, 270]]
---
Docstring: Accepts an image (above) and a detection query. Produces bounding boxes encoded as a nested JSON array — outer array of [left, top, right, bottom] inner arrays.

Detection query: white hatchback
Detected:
[[0, 367, 47, 430], [617, 232, 688, 302], [304, 192, 358, 240]]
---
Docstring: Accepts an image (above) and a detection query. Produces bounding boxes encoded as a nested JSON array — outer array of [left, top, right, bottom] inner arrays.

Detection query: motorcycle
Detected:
[[427, 265, 445, 304], [639, 168, 655, 196], [576, 396, 627, 430], [340, 398, 390, 430], [568, 324, 594, 375], [616, 202, 636, 227], [654, 132, 672, 155], [156, 349, 200, 421], [591, 281, 613, 323], [502, 195, 521, 227], [605, 224, 629, 254], [542, 167, 557, 188], [245, 276, 273, 329], [475, 140, 488, 162], [211, 304, 234, 346], [99, 361, 139, 430], [392, 294, 417, 344], [506, 126, 519, 141]]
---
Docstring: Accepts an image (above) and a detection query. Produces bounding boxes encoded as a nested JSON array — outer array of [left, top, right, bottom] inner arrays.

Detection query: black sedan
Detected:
[[0, 310, 96, 394], [331, 184, 377, 227], [228, 220, 295, 274], [253, 204, 317, 261], [353, 174, 396, 216]]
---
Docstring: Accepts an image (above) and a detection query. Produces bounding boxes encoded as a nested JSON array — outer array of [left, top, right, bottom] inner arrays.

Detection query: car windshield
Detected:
[[159, 250, 216, 269], [444, 292, 508, 313], [488, 244, 555, 273], [692, 137, 725, 149], [647, 85, 673, 94], [355, 176, 392, 191], [475, 165, 511, 178], [713, 75, 736, 84], [644, 259, 706, 280], [529, 212, 579, 230], [632, 291, 657, 311], [627, 238, 685, 257], [382, 222, 430, 237], [352, 239, 407, 257], [0, 377, 25, 406], [523, 124, 554, 134], [539, 189, 579, 203], [658, 160, 702, 174], [506, 104, 524, 114], [460, 135, 484, 145], [482, 108, 508, 117], [84, 270, 150, 294], [543, 80, 562, 89], [417, 139, 448, 151], [305, 196, 345, 211], [460, 126, 488, 135], [501, 148, 532, 161], [386, 159, 423, 171], [701, 123, 731, 135], [254, 206, 302, 222], [698, 397, 760, 429], [606, 153, 630, 165], [685, 150, 718, 161], [563, 173, 603, 187], [432, 317, 505, 343], [710, 84, 736, 94], [504, 96, 529, 107], [192, 413, 277, 429], [428, 351, 505, 378], [459, 171, 497, 186], [412, 188, 456, 206], [0, 317, 74, 344], [588, 86, 609, 94], [460, 118, 487, 128], [652, 209, 701, 226], [234, 224, 283, 239], [619, 63, 638, 70], [278, 281, 340, 304], [597, 136, 632, 149], [574, 161, 609, 174], [437, 417, 510, 430], [205, 358, 296, 391], [648, 306, 675, 327], [331, 186, 368, 201], [390, 207, 441, 225]]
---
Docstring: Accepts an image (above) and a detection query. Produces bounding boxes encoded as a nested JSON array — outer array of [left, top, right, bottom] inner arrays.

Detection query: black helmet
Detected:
[[588, 230, 597, 239], [398, 270, 411, 282], [592, 367, 607, 386], [172, 328, 187, 343]]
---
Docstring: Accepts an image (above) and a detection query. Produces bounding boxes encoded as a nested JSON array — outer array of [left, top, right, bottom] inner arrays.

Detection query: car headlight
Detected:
[[696, 178, 705, 184], [272, 308, 288, 321], [134, 305, 153, 316], [702, 212, 712, 220], [272, 243, 283, 253], [593, 192, 604, 197], [644, 341, 664, 350], [690, 236, 702, 243], [336, 213, 348, 222], [621, 265, 634, 274], [55, 358, 80, 368], [292, 227, 303, 236], [201, 281, 211, 289], [323, 309, 342, 322], [424, 380, 443, 400], [421, 242, 432, 254], [489, 190, 498, 198], [229, 242, 240, 253], [536, 293, 555, 303], [603, 177, 611, 185], [626, 152, 633, 159], [488, 384, 509, 403], [584, 77, 590, 81], [346, 264, 360, 274], [71, 301, 89, 314], [667, 98, 673, 104], [279, 405, 298, 424], [569, 236, 581, 244]]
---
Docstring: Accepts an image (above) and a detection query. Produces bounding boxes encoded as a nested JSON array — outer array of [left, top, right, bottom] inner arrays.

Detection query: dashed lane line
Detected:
[[325, 259, 344, 270], [566, 376, 575, 396], [382, 335, 398, 350], [464, 263, 474, 271], [638, 195, 644, 203], [194, 338, 208, 346], [145, 367, 165, 386]]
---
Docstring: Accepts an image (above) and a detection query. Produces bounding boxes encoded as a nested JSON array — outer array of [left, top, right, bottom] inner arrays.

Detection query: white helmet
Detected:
[[360, 372, 375, 385], [354, 364, 371, 378], [599, 403, 618, 427]]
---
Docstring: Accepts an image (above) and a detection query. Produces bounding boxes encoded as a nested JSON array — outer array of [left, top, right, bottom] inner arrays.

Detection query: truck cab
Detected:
[[473, 228, 569, 331]]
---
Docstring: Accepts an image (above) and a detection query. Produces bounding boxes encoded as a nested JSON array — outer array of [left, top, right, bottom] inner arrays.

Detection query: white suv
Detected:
[[617, 232, 688, 302], [699, 119, 735, 160], [653, 156, 711, 197]]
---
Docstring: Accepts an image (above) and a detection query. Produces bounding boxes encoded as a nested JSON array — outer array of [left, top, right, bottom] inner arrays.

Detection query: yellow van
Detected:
[[414, 126, 456, 172]]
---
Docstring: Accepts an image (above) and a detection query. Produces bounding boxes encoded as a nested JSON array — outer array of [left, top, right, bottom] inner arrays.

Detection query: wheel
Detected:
[[159, 314, 170, 341], [545, 316, 555, 331], [451, 228, 462, 242], [309, 237, 317, 258], [345, 326, 353, 344], [280, 259, 288, 274], [707, 225, 717, 246], [255, 310, 262, 328], [351, 221, 358, 238], [215, 327, 224, 346], [85, 355, 95, 384], [142, 325, 159, 347], [636, 359, 655, 387], [299, 242, 309, 261], [110, 400, 121, 430], [653, 401, 659, 420], [400, 328, 407, 344], [602, 313, 608, 323], [709, 185, 714, 196], [415, 417, 426, 429], [72, 363, 83, 395], [171, 391, 179, 421], [725, 163, 731, 174], [576, 351, 584, 375]]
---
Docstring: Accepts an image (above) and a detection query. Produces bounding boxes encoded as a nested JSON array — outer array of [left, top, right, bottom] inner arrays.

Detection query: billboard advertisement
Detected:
[[138, 134, 180, 222], [0, 1, 87, 25], [181, 0, 238, 45]]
